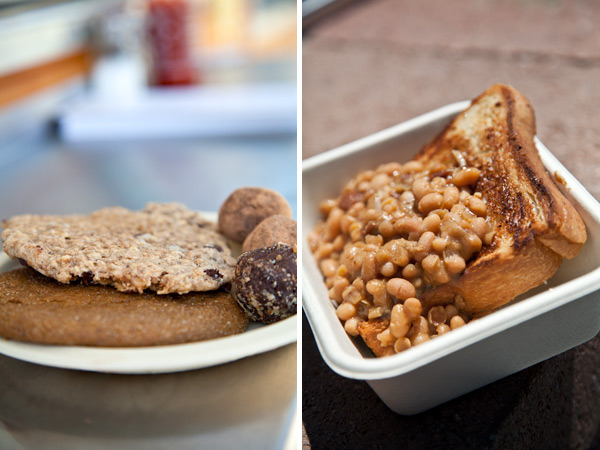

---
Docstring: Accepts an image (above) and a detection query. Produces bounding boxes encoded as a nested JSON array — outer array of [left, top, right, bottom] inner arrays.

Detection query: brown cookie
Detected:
[[0, 268, 248, 347], [218, 187, 292, 242], [1, 203, 235, 294], [242, 215, 297, 253], [234, 243, 297, 323]]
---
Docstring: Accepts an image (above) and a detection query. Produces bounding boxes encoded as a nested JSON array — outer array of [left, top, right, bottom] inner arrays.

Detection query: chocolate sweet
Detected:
[[234, 243, 297, 323], [218, 187, 292, 242], [242, 215, 297, 253]]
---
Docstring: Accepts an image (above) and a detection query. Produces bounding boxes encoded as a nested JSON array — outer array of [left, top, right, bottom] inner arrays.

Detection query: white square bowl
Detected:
[[302, 101, 600, 415]]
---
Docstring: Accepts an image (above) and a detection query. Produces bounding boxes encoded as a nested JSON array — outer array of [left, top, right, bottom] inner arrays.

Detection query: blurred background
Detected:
[[0, 0, 297, 216], [0, 1, 297, 449]]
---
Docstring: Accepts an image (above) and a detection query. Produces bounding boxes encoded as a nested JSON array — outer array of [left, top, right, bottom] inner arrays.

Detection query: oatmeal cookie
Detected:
[[1, 203, 235, 294]]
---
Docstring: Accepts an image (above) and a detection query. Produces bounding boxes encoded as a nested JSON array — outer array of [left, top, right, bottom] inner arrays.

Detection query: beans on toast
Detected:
[[416, 84, 586, 315], [310, 83, 587, 357]]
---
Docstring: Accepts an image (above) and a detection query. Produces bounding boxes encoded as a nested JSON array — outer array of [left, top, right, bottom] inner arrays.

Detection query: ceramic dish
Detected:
[[302, 101, 600, 414], [0, 212, 297, 374]]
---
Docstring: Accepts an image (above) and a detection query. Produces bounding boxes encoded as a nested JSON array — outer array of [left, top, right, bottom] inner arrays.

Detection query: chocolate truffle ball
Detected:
[[234, 243, 297, 323], [218, 187, 292, 242], [242, 215, 297, 253]]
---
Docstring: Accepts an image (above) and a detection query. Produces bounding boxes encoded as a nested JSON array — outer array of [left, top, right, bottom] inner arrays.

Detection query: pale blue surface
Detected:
[[0, 72, 297, 220], [0, 134, 297, 219]]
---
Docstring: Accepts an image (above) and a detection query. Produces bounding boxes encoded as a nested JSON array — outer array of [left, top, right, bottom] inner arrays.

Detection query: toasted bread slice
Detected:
[[410, 84, 586, 315], [358, 317, 392, 357]]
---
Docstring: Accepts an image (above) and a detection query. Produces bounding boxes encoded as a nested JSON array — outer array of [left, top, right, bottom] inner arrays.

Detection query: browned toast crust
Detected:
[[358, 317, 392, 357], [417, 84, 586, 314]]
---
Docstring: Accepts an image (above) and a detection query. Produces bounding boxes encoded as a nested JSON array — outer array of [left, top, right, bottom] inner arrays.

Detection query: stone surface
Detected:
[[302, 1, 600, 200], [302, 0, 600, 447], [310, 0, 600, 59], [303, 314, 600, 449]]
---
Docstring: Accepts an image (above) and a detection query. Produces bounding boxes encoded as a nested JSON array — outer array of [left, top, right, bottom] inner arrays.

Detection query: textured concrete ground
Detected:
[[303, 0, 600, 197], [302, 0, 600, 448]]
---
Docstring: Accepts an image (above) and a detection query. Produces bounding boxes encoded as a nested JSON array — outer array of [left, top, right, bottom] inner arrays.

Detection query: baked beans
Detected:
[[310, 158, 491, 355]]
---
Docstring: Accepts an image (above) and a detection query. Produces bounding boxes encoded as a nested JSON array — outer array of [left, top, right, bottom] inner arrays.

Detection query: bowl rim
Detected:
[[302, 101, 600, 380]]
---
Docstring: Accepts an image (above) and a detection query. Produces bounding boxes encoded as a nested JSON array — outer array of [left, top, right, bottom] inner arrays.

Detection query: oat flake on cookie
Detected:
[[1, 203, 236, 294]]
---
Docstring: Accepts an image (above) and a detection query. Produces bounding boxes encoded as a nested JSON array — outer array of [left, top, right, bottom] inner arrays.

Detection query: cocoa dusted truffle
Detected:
[[242, 215, 297, 253], [234, 243, 297, 323], [218, 187, 292, 242]]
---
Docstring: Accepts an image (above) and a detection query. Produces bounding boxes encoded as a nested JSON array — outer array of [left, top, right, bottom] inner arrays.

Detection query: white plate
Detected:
[[0, 212, 297, 374]]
